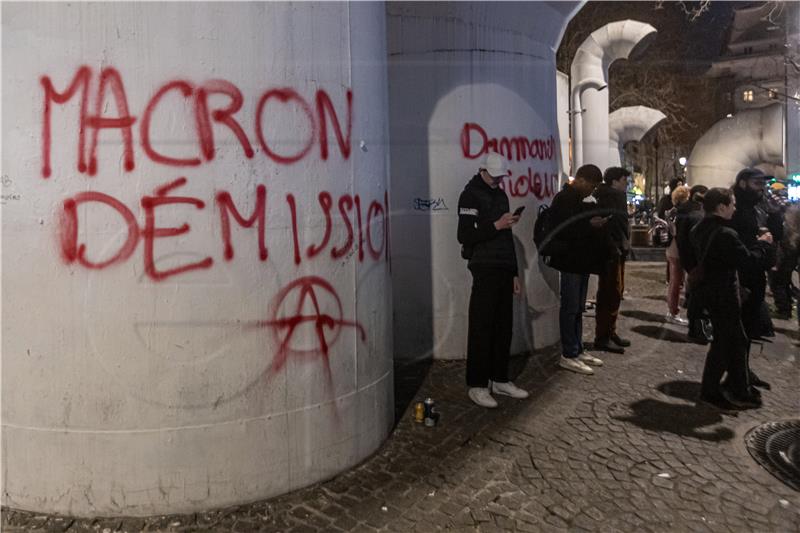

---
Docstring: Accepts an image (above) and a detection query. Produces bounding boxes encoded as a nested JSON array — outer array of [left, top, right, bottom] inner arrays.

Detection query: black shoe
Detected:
[[594, 338, 625, 354], [610, 334, 631, 347], [750, 372, 771, 391], [721, 387, 762, 409], [698, 392, 740, 411]]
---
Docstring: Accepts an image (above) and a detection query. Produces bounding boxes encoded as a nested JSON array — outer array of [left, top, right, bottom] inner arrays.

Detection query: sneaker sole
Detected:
[[492, 388, 529, 399], [559, 361, 594, 375], [579, 358, 604, 367], [468, 393, 498, 408]]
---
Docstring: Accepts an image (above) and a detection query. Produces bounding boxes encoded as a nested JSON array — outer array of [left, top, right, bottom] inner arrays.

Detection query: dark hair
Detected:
[[702, 187, 734, 214], [689, 184, 708, 202], [575, 164, 603, 185], [668, 178, 684, 192], [603, 166, 631, 185]]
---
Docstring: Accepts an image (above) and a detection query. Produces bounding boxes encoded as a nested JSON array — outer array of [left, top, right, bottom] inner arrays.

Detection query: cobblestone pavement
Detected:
[[4, 263, 800, 532]]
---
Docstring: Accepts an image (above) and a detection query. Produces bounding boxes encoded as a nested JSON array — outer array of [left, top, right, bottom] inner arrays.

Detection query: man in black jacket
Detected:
[[547, 164, 608, 374], [691, 188, 774, 408], [675, 184, 710, 342], [457, 151, 528, 408], [593, 167, 632, 354], [730, 168, 780, 340]]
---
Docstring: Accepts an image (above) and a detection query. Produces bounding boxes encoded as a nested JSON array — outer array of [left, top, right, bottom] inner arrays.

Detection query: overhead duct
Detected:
[[570, 20, 657, 171], [687, 103, 784, 187], [608, 106, 666, 167]]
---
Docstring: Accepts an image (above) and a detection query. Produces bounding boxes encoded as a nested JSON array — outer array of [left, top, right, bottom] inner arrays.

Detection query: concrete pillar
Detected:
[[2, 2, 393, 516], [387, 2, 582, 361]]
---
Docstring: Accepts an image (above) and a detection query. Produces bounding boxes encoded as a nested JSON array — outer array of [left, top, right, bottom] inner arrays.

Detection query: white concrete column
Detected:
[[388, 2, 582, 361], [2, 2, 392, 516]]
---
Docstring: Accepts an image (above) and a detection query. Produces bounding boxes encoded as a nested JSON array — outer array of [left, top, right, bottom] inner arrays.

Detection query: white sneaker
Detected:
[[559, 356, 594, 375], [578, 352, 604, 367], [468, 387, 498, 408], [666, 313, 689, 326], [491, 381, 529, 399]]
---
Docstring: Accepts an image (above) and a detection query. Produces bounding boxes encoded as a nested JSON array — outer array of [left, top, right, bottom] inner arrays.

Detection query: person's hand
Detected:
[[757, 231, 773, 244], [590, 215, 609, 228], [513, 276, 522, 295], [494, 213, 520, 230]]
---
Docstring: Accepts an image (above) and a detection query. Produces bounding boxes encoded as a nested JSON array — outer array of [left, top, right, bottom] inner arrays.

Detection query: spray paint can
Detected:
[[423, 398, 437, 427], [413, 402, 425, 423]]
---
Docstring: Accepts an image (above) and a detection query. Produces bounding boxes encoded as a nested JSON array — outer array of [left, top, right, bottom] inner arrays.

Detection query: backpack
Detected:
[[533, 204, 553, 254]]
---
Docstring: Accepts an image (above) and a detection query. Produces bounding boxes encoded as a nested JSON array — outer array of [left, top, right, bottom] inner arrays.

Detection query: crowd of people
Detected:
[[457, 151, 799, 410]]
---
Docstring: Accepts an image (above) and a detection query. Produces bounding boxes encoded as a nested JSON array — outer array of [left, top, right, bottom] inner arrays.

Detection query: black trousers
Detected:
[[466, 269, 513, 387], [701, 291, 751, 398]]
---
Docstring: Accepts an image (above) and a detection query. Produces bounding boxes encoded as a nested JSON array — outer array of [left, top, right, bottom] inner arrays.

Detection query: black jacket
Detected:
[[690, 215, 774, 306], [593, 183, 630, 258], [730, 187, 778, 285], [545, 184, 606, 275], [457, 174, 518, 275], [674, 199, 704, 271]]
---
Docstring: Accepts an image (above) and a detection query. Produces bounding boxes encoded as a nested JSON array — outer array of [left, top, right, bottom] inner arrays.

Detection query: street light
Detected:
[[678, 156, 687, 166]]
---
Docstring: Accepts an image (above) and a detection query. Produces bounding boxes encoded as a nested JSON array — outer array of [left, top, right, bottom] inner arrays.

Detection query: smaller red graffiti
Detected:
[[258, 276, 366, 381], [461, 122, 556, 163], [498, 168, 560, 199]]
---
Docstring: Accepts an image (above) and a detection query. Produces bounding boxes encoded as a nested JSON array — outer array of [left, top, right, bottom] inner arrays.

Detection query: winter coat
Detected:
[[457, 174, 518, 275], [690, 215, 774, 308], [593, 183, 630, 258], [730, 187, 778, 286], [674, 199, 704, 271], [544, 184, 607, 275]]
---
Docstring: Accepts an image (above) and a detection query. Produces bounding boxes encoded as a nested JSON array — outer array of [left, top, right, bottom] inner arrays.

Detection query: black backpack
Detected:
[[533, 204, 553, 254]]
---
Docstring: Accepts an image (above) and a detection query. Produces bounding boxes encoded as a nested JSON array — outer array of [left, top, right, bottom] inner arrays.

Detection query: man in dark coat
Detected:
[[547, 164, 608, 375], [593, 167, 632, 353], [690, 188, 774, 408], [675, 184, 710, 342], [729, 168, 780, 340], [457, 151, 528, 408]]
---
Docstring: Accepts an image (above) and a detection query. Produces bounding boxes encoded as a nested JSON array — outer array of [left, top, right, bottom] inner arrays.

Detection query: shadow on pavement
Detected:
[[631, 324, 692, 343], [393, 356, 434, 425], [611, 380, 736, 442], [621, 309, 667, 323]]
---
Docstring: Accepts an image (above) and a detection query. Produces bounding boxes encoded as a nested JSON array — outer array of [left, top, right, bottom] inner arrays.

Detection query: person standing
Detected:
[[547, 164, 608, 374], [665, 185, 691, 325], [593, 167, 632, 354], [730, 168, 780, 339], [457, 151, 529, 408], [675, 184, 711, 342], [691, 188, 774, 408]]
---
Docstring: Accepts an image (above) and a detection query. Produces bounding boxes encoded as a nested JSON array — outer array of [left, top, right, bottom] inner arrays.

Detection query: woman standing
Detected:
[[665, 186, 690, 325], [690, 188, 774, 408]]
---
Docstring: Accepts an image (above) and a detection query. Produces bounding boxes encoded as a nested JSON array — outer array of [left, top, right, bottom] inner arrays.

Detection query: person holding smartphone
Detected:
[[457, 151, 528, 408]]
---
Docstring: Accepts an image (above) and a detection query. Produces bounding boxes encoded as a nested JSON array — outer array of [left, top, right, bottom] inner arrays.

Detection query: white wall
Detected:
[[2, 2, 393, 516], [388, 2, 580, 361]]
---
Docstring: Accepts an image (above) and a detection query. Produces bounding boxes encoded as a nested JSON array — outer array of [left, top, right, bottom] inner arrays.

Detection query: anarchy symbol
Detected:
[[260, 276, 366, 378]]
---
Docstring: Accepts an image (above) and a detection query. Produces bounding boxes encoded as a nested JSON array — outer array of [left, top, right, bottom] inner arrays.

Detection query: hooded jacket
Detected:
[[457, 174, 518, 275], [545, 184, 606, 275], [730, 186, 778, 284], [593, 183, 630, 258]]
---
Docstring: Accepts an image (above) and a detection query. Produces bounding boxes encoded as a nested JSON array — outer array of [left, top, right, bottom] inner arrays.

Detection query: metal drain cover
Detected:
[[745, 420, 800, 491]]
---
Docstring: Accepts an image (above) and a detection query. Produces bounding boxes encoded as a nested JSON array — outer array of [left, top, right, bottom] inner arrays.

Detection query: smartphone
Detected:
[[513, 206, 525, 216]]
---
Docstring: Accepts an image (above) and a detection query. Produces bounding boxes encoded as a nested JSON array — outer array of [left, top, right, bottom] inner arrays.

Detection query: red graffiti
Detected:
[[259, 276, 366, 379], [216, 185, 268, 261], [498, 168, 560, 199], [57, 179, 389, 280], [59, 191, 139, 268], [461, 122, 555, 163], [140, 177, 214, 281], [40, 66, 352, 178]]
